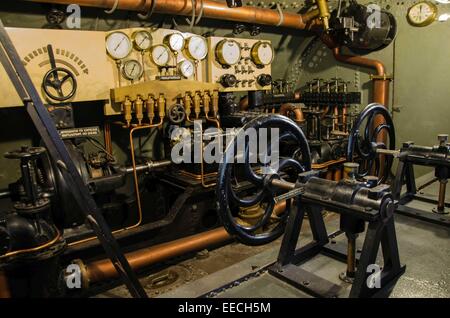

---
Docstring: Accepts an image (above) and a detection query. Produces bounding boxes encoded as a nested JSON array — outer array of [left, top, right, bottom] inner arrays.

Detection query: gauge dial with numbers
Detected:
[[251, 41, 274, 66], [216, 39, 241, 66], [122, 59, 143, 81], [178, 60, 195, 78], [185, 36, 208, 61], [151, 45, 171, 67], [164, 33, 185, 52], [407, 1, 438, 27], [106, 31, 132, 60], [132, 30, 152, 51]]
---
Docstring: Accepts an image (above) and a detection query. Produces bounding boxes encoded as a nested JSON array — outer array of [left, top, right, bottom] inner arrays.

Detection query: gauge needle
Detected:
[[139, 36, 148, 46], [114, 37, 125, 51], [131, 64, 136, 75]]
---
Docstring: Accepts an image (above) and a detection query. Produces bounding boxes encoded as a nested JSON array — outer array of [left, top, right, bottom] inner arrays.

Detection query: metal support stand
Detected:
[[392, 140, 450, 228], [269, 177, 405, 298], [0, 20, 147, 298]]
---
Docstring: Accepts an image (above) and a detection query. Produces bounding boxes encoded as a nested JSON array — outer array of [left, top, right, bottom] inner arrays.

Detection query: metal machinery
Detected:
[[216, 105, 405, 298], [0, 0, 404, 298], [386, 135, 449, 227]]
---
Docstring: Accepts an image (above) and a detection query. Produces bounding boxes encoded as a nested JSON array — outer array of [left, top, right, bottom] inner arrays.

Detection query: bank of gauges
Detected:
[[106, 30, 208, 81], [106, 30, 149, 82]]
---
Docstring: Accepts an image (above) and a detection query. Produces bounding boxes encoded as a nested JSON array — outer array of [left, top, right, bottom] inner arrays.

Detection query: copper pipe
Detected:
[[333, 106, 339, 131], [0, 271, 11, 298], [437, 180, 447, 213], [334, 168, 342, 182], [279, 103, 305, 124], [104, 121, 113, 155], [239, 96, 249, 111], [0, 229, 61, 260], [25, 0, 321, 30], [85, 227, 231, 284], [326, 170, 333, 180]]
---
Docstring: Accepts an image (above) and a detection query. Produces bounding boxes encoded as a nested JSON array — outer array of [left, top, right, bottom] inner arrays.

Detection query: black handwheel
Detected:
[[217, 114, 312, 246], [42, 67, 77, 102], [347, 103, 396, 184]]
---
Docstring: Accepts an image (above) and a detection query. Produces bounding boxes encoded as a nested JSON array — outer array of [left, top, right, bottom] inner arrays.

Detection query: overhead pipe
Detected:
[[24, 0, 322, 30]]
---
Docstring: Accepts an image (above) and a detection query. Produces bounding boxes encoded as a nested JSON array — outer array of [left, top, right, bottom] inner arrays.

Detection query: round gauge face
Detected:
[[106, 32, 132, 60], [216, 39, 241, 66], [165, 33, 185, 52], [151, 45, 171, 67], [186, 36, 208, 61], [251, 42, 274, 66], [178, 60, 195, 78], [133, 30, 152, 51], [122, 60, 143, 81], [407, 1, 437, 27]]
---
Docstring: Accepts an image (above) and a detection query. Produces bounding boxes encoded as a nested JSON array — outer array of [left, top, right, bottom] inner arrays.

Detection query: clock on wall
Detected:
[[407, 1, 438, 27]]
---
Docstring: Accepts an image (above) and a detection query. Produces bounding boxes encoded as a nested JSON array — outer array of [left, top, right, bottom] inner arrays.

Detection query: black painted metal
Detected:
[[347, 103, 395, 184], [269, 174, 405, 298], [0, 20, 147, 298], [217, 114, 312, 246], [392, 141, 450, 227]]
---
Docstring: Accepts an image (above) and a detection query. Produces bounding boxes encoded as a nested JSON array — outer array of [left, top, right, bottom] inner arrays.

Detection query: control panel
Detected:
[[207, 37, 273, 92], [105, 28, 209, 89], [0, 28, 275, 113]]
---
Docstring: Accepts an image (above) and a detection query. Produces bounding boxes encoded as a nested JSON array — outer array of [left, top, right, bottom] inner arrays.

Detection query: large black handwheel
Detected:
[[217, 114, 312, 246], [347, 103, 396, 184]]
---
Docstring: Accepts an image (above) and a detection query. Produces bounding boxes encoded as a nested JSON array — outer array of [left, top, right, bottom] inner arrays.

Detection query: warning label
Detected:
[[59, 126, 100, 139]]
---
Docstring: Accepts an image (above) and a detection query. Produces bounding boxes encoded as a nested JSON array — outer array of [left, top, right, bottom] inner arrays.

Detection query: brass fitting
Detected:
[[194, 91, 202, 119], [315, 0, 330, 32], [212, 90, 219, 116], [123, 97, 132, 127], [158, 94, 166, 120], [134, 95, 144, 126], [184, 92, 192, 121], [203, 91, 211, 115], [146, 95, 155, 125]]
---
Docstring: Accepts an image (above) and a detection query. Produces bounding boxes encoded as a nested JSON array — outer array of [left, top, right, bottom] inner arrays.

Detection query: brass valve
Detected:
[[184, 93, 193, 121], [146, 95, 155, 124], [158, 94, 166, 120], [123, 97, 132, 127], [203, 91, 211, 115], [211, 90, 219, 116], [194, 92, 202, 119], [315, 0, 330, 32], [134, 95, 144, 126]]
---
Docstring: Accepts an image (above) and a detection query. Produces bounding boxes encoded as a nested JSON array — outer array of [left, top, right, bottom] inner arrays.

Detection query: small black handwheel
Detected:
[[347, 103, 395, 184], [42, 67, 77, 102], [168, 104, 186, 124], [217, 114, 312, 246]]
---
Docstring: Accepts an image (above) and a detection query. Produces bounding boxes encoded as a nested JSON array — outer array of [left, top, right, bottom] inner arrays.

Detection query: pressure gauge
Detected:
[[151, 45, 171, 67], [132, 30, 152, 51], [122, 59, 143, 81], [251, 41, 274, 66], [215, 39, 241, 66], [185, 36, 208, 61], [407, 1, 438, 27], [164, 33, 185, 52], [106, 31, 132, 60], [178, 60, 195, 78]]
